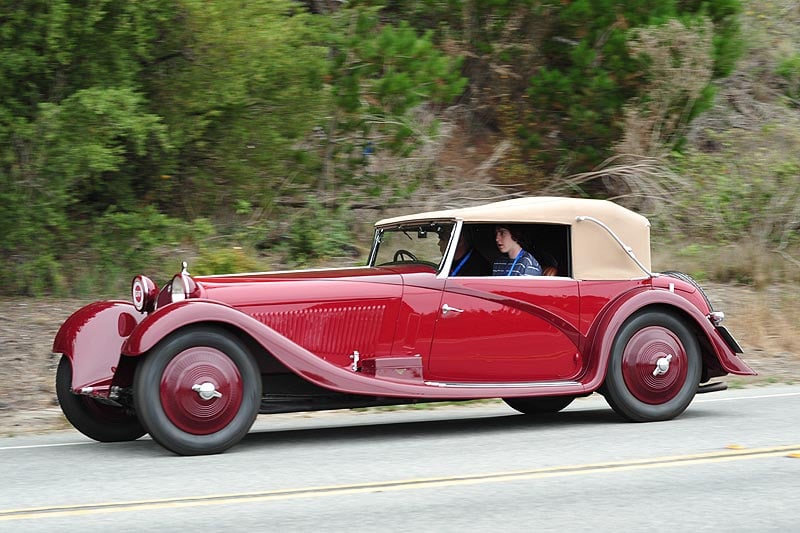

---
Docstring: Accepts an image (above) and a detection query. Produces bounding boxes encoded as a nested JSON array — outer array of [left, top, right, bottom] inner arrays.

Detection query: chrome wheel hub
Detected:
[[652, 354, 673, 377], [192, 382, 222, 401]]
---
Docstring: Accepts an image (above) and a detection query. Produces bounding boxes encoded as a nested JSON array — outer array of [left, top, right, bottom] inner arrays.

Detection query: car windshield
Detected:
[[371, 222, 454, 269]]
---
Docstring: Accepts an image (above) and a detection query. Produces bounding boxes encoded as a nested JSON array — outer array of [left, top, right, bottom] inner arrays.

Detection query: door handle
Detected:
[[441, 303, 464, 315]]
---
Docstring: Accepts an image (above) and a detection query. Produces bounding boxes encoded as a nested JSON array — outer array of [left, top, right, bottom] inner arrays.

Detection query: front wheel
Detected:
[[56, 356, 146, 442], [134, 326, 262, 455], [503, 396, 575, 415], [603, 310, 701, 422]]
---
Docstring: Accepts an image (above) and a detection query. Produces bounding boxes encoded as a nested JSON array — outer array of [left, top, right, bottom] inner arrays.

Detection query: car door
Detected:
[[426, 276, 581, 382]]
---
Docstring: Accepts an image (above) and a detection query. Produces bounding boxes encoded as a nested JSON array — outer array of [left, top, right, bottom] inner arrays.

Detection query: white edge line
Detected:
[[0, 441, 95, 452], [693, 391, 800, 403]]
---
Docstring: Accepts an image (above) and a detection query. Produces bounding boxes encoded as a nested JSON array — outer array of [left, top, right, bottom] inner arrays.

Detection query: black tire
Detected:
[[55, 356, 146, 442], [603, 310, 701, 422], [660, 271, 713, 311], [503, 396, 575, 415], [134, 326, 261, 456]]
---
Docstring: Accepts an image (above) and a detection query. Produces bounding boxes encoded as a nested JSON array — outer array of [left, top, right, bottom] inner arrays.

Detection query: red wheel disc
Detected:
[[621, 326, 688, 405], [160, 347, 244, 435]]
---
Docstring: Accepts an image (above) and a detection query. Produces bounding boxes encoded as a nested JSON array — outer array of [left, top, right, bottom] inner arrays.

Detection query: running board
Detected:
[[424, 380, 581, 389], [697, 381, 727, 394]]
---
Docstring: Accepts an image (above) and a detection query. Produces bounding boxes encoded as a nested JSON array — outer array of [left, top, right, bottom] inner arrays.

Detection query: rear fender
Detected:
[[582, 289, 755, 391], [52, 301, 144, 392]]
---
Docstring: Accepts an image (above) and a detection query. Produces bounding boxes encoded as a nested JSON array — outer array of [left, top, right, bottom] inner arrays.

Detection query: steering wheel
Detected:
[[393, 249, 418, 262]]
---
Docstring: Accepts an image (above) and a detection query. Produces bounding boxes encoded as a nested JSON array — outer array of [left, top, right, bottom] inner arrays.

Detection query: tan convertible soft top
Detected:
[[376, 197, 652, 280]]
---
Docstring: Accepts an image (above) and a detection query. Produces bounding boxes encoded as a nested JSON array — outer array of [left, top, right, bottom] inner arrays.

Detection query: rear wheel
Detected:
[[56, 356, 146, 442], [134, 326, 261, 455], [603, 310, 701, 421], [503, 396, 575, 415]]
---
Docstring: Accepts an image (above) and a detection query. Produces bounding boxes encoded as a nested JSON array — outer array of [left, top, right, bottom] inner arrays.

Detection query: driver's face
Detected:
[[440, 232, 469, 259], [438, 233, 450, 255]]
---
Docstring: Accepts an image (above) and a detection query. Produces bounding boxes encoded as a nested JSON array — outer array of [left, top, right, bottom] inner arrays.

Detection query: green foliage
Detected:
[[4, 253, 66, 298], [0, 0, 177, 296], [40, 87, 169, 215], [331, 16, 466, 115], [147, 0, 331, 214], [1, 0, 760, 296], [92, 206, 189, 273], [320, 7, 467, 198], [1, 0, 470, 296], [776, 53, 800, 101], [193, 248, 260, 276], [525, 0, 742, 171], [667, 127, 800, 246], [283, 201, 355, 266], [359, 1, 743, 178]]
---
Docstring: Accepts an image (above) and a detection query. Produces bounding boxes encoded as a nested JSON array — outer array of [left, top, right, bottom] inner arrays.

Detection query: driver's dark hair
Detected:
[[459, 226, 474, 246], [496, 224, 527, 247], [439, 224, 472, 244]]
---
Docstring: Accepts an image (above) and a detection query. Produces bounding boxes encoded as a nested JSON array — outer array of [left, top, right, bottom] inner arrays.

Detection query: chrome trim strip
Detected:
[[424, 380, 581, 389], [202, 266, 368, 278], [575, 215, 654, 278]]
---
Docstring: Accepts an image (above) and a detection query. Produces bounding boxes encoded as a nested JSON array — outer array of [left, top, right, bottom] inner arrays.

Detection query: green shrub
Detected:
[[285, 202, 355, 267], [776, 53, 800, 100], [92, 206, 189, 274], [193, 248, 261, 276], [666, 127, 800, 247]]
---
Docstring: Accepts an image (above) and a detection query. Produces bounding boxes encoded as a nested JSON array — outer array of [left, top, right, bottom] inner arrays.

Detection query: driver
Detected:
[[438, 227, 490, 276]]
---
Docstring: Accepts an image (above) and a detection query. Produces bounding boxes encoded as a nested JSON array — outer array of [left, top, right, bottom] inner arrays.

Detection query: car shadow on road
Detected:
[[237, 407, 627, 450], [114, 405, 719, 456]]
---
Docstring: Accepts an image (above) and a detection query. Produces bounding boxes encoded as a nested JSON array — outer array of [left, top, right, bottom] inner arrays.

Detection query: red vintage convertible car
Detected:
[[54, 197, 754, 455]]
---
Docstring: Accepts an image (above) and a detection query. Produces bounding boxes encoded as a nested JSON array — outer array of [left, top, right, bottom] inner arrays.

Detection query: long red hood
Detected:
[[191, 266, 428, 308]]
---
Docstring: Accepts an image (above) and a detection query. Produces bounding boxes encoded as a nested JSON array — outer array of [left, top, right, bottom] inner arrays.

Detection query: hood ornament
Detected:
[[181, 261, 189, 275]]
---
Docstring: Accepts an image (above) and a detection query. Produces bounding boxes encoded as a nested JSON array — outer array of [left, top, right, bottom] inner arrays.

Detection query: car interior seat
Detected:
[[536, 250, 559, 276]]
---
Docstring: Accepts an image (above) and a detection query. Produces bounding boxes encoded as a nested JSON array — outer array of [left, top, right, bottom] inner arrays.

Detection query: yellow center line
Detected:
[[2, 444, 799, 521]]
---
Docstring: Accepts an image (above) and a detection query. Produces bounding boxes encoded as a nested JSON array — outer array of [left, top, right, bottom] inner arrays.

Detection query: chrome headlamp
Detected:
[[170, 275, 189, 303], [169, 261, 198, 304]]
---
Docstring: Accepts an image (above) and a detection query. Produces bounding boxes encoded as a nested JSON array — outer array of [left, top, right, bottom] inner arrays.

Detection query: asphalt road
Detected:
[[2, 386, 799, 532]]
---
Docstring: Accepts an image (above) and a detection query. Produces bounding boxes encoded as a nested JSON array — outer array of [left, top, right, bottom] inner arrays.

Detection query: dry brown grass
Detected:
[[652, 239, 800, 287], [722, 286, 800, 355], [615, 18, 715, 158], [702, 282, 800, 385]]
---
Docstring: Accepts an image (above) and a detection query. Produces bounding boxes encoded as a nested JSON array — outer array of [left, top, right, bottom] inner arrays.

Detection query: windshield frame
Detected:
[[369, 219, 460, 278]]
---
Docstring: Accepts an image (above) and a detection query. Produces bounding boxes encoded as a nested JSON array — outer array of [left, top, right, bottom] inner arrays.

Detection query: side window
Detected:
[[520, 223, 572, 277], [468, 223, 572, 277]]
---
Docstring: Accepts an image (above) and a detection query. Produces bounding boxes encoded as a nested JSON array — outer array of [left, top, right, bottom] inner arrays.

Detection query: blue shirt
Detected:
[[492, 250, 542, 276]]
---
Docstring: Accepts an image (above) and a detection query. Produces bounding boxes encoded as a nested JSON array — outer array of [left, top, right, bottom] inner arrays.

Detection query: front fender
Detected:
[[120, 299, 425, 396], [582, 288, 756, 391], [52, 301, 144, 391], [122, 299, 261, 356]]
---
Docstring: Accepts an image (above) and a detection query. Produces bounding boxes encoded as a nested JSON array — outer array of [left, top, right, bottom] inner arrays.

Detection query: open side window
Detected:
[[467, 223, 572, 277]]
